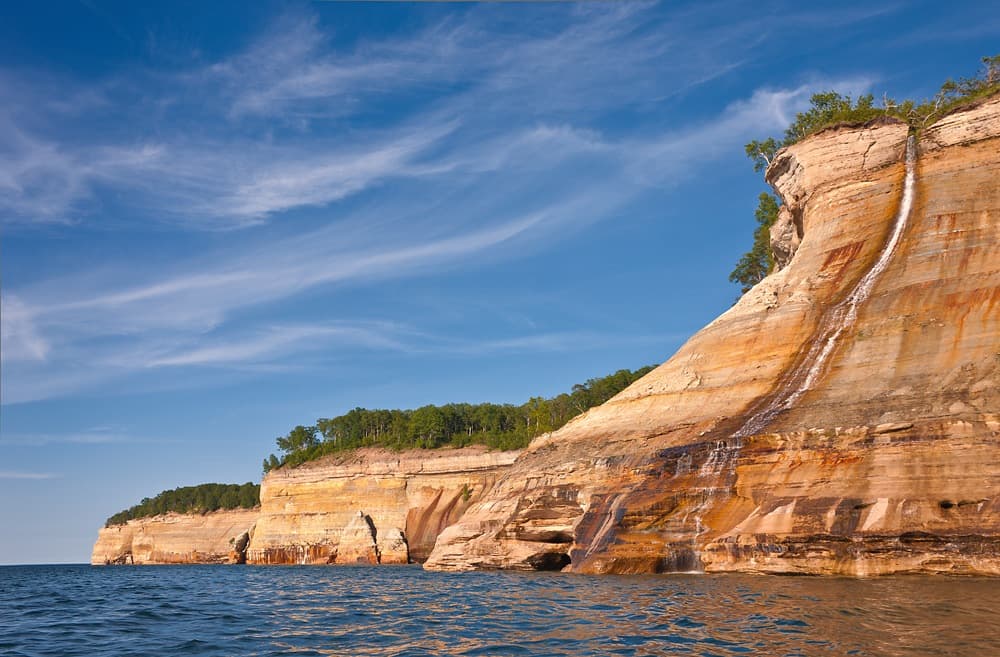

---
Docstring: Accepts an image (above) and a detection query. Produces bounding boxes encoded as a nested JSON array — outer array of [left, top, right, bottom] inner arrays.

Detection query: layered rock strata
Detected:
[[425, 97, 1000, 575], [90, 508, 258, 565], [247, 446, 519, 564]]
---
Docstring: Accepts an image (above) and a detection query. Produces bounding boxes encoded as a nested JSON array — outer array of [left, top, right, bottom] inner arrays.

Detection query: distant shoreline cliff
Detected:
[[92, 508, 259, 565], [91, 446, 519, 566]]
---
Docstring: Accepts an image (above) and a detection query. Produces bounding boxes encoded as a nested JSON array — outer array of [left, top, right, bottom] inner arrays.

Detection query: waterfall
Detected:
[[733, 133, 918, 440], [684, 134, 917, 565], [583, 135, 918, 571]]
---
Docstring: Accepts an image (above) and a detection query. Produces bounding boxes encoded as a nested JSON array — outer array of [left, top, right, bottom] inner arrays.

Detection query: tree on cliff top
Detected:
[[276, 425, 319, 454], [106, 482, 260, 526], [262, 365, 657, 472], [729, 192, 780, 295]]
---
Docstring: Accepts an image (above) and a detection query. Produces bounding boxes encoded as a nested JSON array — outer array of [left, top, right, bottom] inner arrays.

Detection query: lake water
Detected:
[[1, 565, 998, 656]]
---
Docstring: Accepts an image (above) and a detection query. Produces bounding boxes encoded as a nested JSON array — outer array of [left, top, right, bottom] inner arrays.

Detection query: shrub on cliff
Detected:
[[728, 192, 780, 295], [264, 365, 657, 471], [105, 482, 260, 526]]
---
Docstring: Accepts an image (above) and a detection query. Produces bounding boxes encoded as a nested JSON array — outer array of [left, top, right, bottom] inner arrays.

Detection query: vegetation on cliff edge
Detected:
[[728, 192, 780, 295], [730, 55, 1000, 295], [264, 365, 656, 472], [105, 482, 260, 527]]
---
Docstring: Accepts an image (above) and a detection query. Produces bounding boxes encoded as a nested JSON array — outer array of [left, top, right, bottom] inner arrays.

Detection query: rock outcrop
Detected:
[[246, 446, 519, 564], [90, 509, 258, 565], [424, 96, 1000, 575], [377, 527, 410, 565], [335, 511, 380, 564]]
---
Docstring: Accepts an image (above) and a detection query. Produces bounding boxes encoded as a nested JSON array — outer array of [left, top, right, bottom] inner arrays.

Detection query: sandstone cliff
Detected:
[[247, 446, 519, 564], [91, 508, 259, 565], [424, 96, 1000, 575]]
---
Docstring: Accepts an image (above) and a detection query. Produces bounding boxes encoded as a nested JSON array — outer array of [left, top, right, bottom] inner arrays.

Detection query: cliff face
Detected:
[[246, 447, 519, 564], [89, 99, 998, 575], [425, 97, 1000, 575], [90, 509, 259, 565]]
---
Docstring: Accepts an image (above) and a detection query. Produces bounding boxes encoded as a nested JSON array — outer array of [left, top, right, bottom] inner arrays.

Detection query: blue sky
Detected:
[[1, 1, 996, 564]]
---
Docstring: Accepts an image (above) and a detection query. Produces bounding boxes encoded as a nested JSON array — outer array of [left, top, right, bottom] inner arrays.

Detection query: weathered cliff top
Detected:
[[265, 445, 522, 480], [922, 92, 1000, 150], [107, 508, 260, 524]]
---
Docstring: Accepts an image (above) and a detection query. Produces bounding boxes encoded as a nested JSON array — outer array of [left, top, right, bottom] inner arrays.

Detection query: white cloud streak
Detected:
[[1, 2, 881, 404], [0, 471, 59, 480], [1, 74, 866, 403], [0, 425, 177, 447], [1, 295, 50, 362], [143, 323, 406, 368], [0, 3, 818, 229]]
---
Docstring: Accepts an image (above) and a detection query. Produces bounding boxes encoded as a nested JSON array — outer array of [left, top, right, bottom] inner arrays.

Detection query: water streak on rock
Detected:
[[734, 133, 918, 440], [686, 134, 918, 564]]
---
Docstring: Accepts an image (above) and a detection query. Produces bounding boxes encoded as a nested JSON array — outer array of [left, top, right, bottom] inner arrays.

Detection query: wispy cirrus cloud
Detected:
[[1, 295, 50, 362], [0, 425, 173, 447], [1, 1, 882, 229], [0, 3, 764, 229], [204, 12, 456, 121], [2, 2, 882, 404], [1, 76, 867, 404], [0, 113, 160, 225], [0, 110, 456, 229], [0, 209, 555, 402], [434, 330, 687, 356], [0, 471, 59, 480], [142, 323, 406, 368]]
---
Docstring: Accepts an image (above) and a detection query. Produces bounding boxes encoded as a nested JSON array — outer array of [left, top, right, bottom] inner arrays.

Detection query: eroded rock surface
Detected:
[[377, 527, 410, 565], [424, 98, 1000, 575], [335, 512, 380, 564], [247, 446, 519, 564], [90, 509, 258, 565]]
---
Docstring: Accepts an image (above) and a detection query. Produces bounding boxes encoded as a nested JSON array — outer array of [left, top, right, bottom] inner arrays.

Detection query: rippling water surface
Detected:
[[2, 565, 998, 656]]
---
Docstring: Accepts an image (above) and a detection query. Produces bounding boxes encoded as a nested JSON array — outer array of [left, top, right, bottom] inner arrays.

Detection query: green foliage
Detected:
[[744, 138, 780, 173], [773, 55, 1000, 151], [105, 482, 260, 526], [276, 425, 318, 453], [782, 92, 883, 145], [262, 453, 281, 474], [265, 366, 657, 470], [729, 193, 780, 294], [894, 55, 1000, 128]]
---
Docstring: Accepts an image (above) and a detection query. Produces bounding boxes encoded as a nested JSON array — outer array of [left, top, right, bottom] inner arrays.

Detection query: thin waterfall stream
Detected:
[[734, 132, 918, 440], [683, 134, 918, 563], [583, 135, 919, 570]]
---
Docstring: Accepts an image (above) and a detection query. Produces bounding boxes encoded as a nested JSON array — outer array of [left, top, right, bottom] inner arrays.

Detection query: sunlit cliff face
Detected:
[[425, 96, 1000, 576], [246, 447, 520, 565]]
